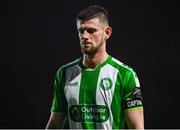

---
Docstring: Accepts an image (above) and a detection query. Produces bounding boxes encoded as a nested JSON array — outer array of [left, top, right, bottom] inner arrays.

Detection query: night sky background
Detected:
[[1, 0, 180, 128]]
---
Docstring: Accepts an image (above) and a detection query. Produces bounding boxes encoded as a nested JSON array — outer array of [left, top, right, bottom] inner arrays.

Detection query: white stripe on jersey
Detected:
[[95, 64, 119, 129]]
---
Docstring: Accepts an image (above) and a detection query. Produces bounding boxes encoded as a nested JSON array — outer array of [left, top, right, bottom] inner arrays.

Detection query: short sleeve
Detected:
[[51, 68, 67, 113], [122, 68, 143, 111]]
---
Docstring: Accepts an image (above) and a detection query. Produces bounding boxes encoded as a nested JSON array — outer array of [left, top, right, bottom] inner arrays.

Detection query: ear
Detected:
[[104, 26, 112, 40]]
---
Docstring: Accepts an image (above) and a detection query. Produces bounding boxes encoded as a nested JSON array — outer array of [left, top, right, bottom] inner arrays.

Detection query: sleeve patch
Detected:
[[132, 87, 143, 100], [124, 87, 143, 109]]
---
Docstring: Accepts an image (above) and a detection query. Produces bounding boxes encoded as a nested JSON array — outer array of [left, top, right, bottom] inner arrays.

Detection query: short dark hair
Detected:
[[76, 5, 109, 24]]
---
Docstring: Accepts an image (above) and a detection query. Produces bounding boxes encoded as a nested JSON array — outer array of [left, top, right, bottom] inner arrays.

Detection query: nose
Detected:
[[81, 30, 89, 40]]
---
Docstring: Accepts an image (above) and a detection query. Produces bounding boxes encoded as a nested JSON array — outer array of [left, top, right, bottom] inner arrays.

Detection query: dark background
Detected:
[[1, 0, 180, 128]]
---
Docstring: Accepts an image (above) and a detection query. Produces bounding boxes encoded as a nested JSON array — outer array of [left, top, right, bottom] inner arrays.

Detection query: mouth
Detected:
[[81, 42, 92, 49], [82, 42, 91, 45]]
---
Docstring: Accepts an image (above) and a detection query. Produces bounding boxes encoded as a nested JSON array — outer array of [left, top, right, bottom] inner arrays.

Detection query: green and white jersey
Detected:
[[51, 55, 143, 129]]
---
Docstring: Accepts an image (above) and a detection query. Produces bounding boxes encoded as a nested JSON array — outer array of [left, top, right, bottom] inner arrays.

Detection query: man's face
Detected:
[[77, 18, 107, 55]]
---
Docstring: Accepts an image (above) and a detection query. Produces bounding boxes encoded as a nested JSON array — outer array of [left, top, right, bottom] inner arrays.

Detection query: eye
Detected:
[[78, 29, 84, 34], [87, 28, 96, 34]]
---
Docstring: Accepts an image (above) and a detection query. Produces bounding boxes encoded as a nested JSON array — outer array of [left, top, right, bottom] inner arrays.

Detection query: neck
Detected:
[[83, 51, 109, 70]]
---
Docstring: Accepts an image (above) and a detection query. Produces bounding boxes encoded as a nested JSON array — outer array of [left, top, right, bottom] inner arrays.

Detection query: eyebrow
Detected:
[[78, 27, 96, 31]]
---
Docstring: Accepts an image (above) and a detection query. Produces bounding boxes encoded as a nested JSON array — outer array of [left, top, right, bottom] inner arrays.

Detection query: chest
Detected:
[[64, 64, 120, 106]]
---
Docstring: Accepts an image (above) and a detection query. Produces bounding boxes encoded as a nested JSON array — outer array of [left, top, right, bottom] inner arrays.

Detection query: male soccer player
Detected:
[[46, 5, 144, 129]]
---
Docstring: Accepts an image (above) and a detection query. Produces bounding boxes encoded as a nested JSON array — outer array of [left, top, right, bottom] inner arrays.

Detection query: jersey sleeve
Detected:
[[51, 68, 67, 113], [122, 68, 143, 111]]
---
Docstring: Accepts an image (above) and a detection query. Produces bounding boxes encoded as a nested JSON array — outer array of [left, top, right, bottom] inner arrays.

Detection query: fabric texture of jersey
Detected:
[[51, 55, 143, 129]]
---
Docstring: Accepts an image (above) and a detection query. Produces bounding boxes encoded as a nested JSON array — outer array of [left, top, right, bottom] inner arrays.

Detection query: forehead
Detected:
[[77, 18, 103, 29]]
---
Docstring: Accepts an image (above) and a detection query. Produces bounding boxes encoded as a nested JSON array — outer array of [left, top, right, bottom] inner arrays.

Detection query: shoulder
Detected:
[[110, 56, 140, 87], [56, 57, 82, 74], [110, 56, 135, 73], [61, 58, 81, 70], [110, 57, 138, 77]]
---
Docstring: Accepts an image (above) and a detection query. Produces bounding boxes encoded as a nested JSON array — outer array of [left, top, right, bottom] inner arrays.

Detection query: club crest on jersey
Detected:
[[100, 78, 113, 90]]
